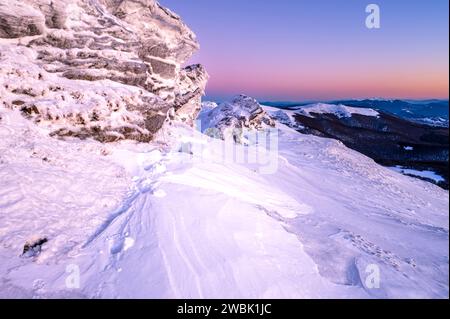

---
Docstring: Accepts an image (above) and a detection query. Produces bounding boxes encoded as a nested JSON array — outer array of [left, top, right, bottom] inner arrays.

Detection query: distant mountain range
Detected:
[[262, 99, 449, 127], [263, 101, 449, 189]]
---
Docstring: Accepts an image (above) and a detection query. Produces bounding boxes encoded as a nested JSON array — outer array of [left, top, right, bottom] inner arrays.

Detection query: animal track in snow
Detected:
[[334, 231, 405, 271]]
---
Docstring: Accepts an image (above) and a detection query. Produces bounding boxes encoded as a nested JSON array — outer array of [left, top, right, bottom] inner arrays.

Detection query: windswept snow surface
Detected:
[[0, 108, 448, 298]]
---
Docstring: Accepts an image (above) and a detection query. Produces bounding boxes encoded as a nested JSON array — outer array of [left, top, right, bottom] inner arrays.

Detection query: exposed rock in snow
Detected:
[[0, 0, 207, 142], [198, 95, 275, 143], [172, 64, 209, 126]]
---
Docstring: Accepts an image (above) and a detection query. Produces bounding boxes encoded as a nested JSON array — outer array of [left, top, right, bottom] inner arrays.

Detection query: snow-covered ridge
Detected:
[[261, 103, 379, 129], [296, 103, 380, 118], [262, 104, 304, 130]]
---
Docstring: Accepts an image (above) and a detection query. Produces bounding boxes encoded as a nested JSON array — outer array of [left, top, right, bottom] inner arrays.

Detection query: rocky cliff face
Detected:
[[0, 0, 208, 142]]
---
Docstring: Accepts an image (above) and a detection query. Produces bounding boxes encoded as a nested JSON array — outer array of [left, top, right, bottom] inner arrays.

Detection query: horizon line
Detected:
[[203, 95, 450, 103]]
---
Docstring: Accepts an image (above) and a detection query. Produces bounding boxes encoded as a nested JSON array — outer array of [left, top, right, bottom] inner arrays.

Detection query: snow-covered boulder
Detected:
[[0, 0, 207, 142], [198, 95, 275, 143]]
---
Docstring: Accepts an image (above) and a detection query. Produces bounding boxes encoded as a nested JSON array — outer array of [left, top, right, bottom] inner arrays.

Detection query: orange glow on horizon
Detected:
[[204, 62, 449, 100]]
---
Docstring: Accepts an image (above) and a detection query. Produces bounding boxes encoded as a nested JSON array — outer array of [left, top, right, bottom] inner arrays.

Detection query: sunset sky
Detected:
[[159, 0, 449, 102]]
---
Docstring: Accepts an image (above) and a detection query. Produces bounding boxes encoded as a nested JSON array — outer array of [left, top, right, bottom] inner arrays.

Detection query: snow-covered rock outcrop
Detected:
[[198, 95, 275, 143], [0, 0, 208, 142]]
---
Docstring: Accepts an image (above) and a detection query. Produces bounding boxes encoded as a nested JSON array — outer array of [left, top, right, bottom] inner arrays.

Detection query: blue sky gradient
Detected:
[[159, 0, 449, 101]]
